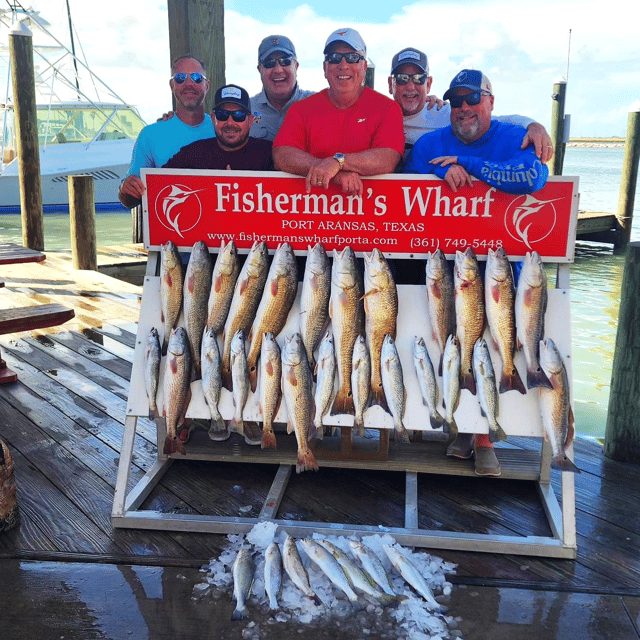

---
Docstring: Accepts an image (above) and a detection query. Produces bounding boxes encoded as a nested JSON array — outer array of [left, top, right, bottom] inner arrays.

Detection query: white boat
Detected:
[[0, 5, 146, 214]]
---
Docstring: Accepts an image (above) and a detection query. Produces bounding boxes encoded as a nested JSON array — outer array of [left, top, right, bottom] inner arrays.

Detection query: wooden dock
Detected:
[[0, 247, 639, 597]]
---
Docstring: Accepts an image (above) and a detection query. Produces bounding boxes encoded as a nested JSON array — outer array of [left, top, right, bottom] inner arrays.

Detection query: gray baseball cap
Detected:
[[258, 35, 296, 63], [391, 48, 429, 75], [323, 28, 366, 55]]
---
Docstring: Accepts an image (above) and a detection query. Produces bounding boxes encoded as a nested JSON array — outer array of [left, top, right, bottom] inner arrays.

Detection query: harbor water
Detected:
[[0, 145, 637, 439]]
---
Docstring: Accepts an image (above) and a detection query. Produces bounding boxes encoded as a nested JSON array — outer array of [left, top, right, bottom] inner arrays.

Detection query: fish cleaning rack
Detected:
[[112, 174, 579, 559]]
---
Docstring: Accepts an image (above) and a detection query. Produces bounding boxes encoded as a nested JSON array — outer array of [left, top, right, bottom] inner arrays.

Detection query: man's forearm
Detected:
[[273, 146, 319, 176], [342, 148, 401, 176]]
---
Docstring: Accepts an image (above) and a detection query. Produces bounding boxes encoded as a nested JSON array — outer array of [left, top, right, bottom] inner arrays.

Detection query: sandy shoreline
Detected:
[[568, 141, 625, 148]]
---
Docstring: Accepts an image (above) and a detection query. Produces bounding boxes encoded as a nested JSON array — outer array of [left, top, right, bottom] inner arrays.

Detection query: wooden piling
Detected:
[[68, 175, 97, 271], [604, 241, 640, 463], [614, 106, 640, 248], [9, 23, 44, 251], [550, 78, 568, 176]]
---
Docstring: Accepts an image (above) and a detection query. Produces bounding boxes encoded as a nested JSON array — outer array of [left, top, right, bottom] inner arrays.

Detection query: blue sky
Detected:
[[10, 0, 640, 137]]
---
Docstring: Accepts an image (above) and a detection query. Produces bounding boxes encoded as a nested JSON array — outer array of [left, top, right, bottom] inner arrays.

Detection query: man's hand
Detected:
[[425, 95, 446, 111], [305, 156, 342, 193], [157, 111, 175, 122], [522, 122, 554, 164], [332, 171, 363, 197], [119, 175, 145, 201], [430, 156, 473, 193]]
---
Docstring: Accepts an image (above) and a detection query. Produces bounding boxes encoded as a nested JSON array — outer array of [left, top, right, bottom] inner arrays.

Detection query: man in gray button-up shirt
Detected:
[[250, 35, 314, 142]]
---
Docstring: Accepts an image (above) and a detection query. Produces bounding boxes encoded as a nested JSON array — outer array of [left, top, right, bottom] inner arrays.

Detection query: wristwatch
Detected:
[[333, 153, 345, 170]]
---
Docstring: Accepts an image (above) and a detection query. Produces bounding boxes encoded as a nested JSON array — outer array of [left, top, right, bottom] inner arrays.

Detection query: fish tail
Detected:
[[551, 454, 581, 473], [161, 338, 168, 357], [229, 416, 244, 435], [394, 420, 410, 444], [148, 406, 157, 421], [163, 436, 186, 456], [221, 367, 233, 392], [208, 415, 229, 441], [460, 371, 477, 395], [489, 423, 508, 443], [438, 351, 444, 378], [261, 428, 278, 450], [370, 384, 389, 413], [296, 447, 319, 473], [354, 415, 365, 437], [248, 363, 258, 394], [230, 605, 249, 622], [310, 593, 322, 606], [445, 416, 458, 436], [312, 419, 324, 441], [429, 410, 446, 430], [527, 366, 553, 390], [500, 366, 527, 395], [330, 385, 355, 416]]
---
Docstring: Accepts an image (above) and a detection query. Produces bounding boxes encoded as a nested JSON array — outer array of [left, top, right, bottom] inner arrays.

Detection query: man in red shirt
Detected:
[[273, 28, 404, 197]]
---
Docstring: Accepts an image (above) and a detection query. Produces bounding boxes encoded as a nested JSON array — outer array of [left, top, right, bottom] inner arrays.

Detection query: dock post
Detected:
[[614, 104, 640, 249], [550, 78, 568, 176], [9, 22, 44, 251], [68, 175, 97, 271], [604, 241, 640, 463]]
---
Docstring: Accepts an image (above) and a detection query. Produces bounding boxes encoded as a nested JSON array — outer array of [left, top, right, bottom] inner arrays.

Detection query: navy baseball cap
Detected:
[[258, 35, 296, 63], [214, 84, 251, 112], [443, 69, 493, 101]]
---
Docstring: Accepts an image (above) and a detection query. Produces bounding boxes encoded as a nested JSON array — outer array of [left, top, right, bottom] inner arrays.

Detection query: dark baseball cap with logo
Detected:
[[258, 35, 296, 63], [213, 84, 251, 113], [390, 48, 429, 75], [443, 69, 492, 101]]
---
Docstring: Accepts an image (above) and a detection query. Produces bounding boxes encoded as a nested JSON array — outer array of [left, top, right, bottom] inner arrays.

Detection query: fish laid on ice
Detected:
[[319, 539, 401, 605], [206, 240, 239, 333], [144, 327, 161, 420], [539, 338, 580, 473], [413, 336, 445, 430], [221, 241, 269, 391], [351, 334, 371, 436], [313, 331, 336, 438], [231, 548, 254, 621], [160, 241, 183, 355], [246, 242, 298, 392], [442, 334, 461, 435], [381, 334, 409, 444], [183, 240, 212, 379], [329, 246, 364, 416], [299, 538, 360, 604], [282, 535, 322, 605], [229, 329, 250, 438], [454, 247, 484, 395], [299, 242, 331, 369], [264, 542, 282, 611], [383, 544, 447, 613], [363, 248, 398, 410], [485, 247, 526, 394], [349, 540, 395, 597], [515, 251, 553, 390], [259, 332, 282, 449], [162, 327, 191, 455], [201, 326, 228, 441], [425, 249, 455, 376], [473, 337, 507, 443], [281, 333, 319, 473]]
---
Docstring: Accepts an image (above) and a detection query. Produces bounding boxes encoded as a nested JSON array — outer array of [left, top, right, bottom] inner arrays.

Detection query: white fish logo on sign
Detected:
[[155, 184, 204, 238], [504, 194, 562, 249]]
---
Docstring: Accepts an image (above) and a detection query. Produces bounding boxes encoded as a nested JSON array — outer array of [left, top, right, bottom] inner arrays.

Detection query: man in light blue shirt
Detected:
[[118, 55, 214, 208]]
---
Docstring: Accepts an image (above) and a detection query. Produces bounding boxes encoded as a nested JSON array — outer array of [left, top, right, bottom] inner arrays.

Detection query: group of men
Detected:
[[120, 28, 554, 476]]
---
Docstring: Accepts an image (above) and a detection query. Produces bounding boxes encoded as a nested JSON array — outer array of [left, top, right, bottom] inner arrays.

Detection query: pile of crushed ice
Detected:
[[193, 522, 461, 640]]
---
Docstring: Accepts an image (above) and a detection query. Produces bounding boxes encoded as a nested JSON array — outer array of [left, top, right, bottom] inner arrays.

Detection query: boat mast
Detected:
[[65, 0, 80, 99]]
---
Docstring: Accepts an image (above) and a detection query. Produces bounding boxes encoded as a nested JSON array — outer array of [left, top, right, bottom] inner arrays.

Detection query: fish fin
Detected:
[[330, 386, 355, 416], [499, 366, 527, 395], [286, 421, 294, 435], [527, 366, 553, 390], [161, 338, 168, 357], [163, 436, 186, 456], [551, 454, 580, 473], [438, 351, 444, 378], [460, 371, 477, 395], [310, 594, 323, 606], [296, 447, 319, 473], [479, 406, 487, 418], [230, 606, 250, 622], [489, 423, 508, 443], [221, 367, 233, 392], [248, 364, 258, 394], [261, 428, 278, 449], [429, 411, 446, 430]]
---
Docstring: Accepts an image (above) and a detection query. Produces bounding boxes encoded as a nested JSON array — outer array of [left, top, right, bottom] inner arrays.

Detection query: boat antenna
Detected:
[[566, 29, 572, 82], [65, 0, 80, 99]]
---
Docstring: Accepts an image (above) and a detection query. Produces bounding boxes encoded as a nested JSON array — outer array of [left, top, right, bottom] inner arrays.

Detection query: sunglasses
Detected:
[[171, 72, 207, 84], [262, 56, 294, 69], [215, 109, 249, 123], [394, 73, 428, 86], [448, 91, 491, 108], [324, 52, 365, 65]]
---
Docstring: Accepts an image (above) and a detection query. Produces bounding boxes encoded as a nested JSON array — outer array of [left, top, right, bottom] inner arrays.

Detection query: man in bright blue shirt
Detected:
[[404, 69, 549, 194]]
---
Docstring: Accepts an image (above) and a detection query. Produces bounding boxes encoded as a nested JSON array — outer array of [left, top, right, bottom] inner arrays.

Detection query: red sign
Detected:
[[141, 169, 578, 261]]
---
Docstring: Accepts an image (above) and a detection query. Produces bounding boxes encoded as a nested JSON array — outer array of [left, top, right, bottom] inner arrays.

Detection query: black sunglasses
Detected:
[[448, 91, 491, 108], [215, 109, 249, 123], [171, 72, 207, 84], [262, 56, 294, 69], [394, 73, 428, 86], [324, 52, 365, 65]]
